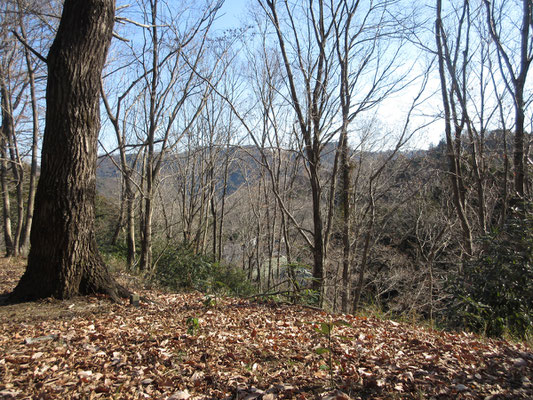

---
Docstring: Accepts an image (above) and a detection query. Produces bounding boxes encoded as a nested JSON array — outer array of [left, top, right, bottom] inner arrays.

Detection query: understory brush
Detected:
[[98, 241, 255, 297], [445, 200, 533, 340], [151, 242, 255, 297], [100, 242, 130, 273]]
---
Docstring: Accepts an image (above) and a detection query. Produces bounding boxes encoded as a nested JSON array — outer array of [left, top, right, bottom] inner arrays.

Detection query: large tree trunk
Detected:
[[11, 0, 126, 301]]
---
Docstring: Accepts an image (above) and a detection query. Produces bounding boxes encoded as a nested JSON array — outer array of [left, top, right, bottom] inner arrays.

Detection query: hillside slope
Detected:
[[0, 260, 531, 399]]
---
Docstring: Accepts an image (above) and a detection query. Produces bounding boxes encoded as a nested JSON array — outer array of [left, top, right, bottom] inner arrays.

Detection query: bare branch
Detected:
[[11, 30, 46, 63]]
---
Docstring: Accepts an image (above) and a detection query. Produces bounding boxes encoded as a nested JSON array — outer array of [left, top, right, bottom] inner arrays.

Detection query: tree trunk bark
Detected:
[[352, 192, 374, 313], [5, 118, 24, 256], [340, 125, 352, 313], [110, 179, 125, 246], [139, 186, 153, 270], [11, 0, 127, 301], [514, 85, 526, 197], [217, 154, 229, 262], [125, 176, 136, 270], [139, 0, 158, 271], [309, 154, 325, 297], [0, 83, 15, 257]]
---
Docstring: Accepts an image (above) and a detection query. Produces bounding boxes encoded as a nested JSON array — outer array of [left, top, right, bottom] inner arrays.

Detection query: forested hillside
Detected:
[[0, 0, 532, 364], [94, 128, 533, 339], [0, 1, 532, 398]]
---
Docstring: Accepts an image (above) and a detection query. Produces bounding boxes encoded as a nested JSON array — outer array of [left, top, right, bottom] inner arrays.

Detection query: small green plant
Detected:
[[295, 288, 320, 306], [186, 317, 199, 335], [202, 275, 230, 307], [313, 319, 351, 388], [203, 295, 217, 308]]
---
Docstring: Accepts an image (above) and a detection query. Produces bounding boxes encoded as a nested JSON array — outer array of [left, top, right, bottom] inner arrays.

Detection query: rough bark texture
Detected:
[[11, 0, 126, 301]]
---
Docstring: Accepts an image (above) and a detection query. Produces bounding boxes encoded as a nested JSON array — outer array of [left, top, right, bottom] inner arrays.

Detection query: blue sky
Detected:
[[212, 0, 249, 32], [208, 0, 443, 149]]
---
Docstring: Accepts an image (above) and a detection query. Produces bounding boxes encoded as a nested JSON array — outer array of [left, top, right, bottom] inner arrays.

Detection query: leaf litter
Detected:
[[0, 262, 531, 399]]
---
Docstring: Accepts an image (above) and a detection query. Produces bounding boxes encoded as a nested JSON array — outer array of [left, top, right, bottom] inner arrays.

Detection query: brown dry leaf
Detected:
[[0, 261, 532, 399]]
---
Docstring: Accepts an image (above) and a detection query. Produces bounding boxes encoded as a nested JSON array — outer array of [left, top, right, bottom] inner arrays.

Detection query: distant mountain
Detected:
[[95, 142, 442, 200]]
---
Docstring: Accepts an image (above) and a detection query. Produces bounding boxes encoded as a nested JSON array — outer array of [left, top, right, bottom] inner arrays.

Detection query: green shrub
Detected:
[[94, 195, 120, 247], [99, 242, 130, 273], [153, 242, 254, 296], [447, 200, 533, 339]]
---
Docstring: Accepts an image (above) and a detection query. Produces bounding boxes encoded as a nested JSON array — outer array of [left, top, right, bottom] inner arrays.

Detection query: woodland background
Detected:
[[0, 0, 532, 340]]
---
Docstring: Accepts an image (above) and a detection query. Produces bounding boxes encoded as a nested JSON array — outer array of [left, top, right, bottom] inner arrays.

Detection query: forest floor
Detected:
[[0, 258, 531, 400]]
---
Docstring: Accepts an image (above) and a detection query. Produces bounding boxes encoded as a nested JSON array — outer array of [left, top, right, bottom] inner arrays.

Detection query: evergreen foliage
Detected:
[[153, 242, 254, 296], [447, 200, 533, 339]]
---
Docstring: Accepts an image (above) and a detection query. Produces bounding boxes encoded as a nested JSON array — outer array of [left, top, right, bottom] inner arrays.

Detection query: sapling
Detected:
[[313, 319, 351, 388], [186, 317, 200, 335]]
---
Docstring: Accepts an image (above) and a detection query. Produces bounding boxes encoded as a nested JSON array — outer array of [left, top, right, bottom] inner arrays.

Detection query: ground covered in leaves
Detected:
[[0, 260, 532, 399]]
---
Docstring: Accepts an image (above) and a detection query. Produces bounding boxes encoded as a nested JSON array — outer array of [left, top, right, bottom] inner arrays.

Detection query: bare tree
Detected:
[[483, 0, 532, 198], [254, 0, 419, 306], [435, 0, 474, 256], [15, 0, 50, 255], [133, 0, 223, 271], [0, 0, 56, 256], [0, 0, 25, 257]]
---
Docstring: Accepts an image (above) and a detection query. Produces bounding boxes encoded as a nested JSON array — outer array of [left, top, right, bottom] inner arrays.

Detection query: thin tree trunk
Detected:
[[19, 37, 40, 255], [483, 0, 532, 197], [139, 0, 159, 271], [514, 87, 526, 197], [217, 152, 229, 262], [110, 178, 125, 246], [340, 126, 352, 313], [309, 158, 325, 297], [6, 136, 24, 255], [125, 176, 136, 269], [0, 84, 15, 257], [352, 193, 375, 313], [435, 0, 473, 256]]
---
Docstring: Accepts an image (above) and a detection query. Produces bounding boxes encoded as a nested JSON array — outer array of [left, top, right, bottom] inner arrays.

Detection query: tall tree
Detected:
[[435, 0, 474, 256], [483, 0, 532, 198], [11, 0, 126, 301], [256, 0, 342, 299], [15, 0, 47, 256], [132, 0, 222, 271], [0, 0, 54, 257], [255, 0, 415, 304], [0, 0, 22, 257]]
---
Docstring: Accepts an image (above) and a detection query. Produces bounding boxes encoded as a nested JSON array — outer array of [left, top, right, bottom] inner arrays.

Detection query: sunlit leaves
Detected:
[[0, 263, 531, 399]]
